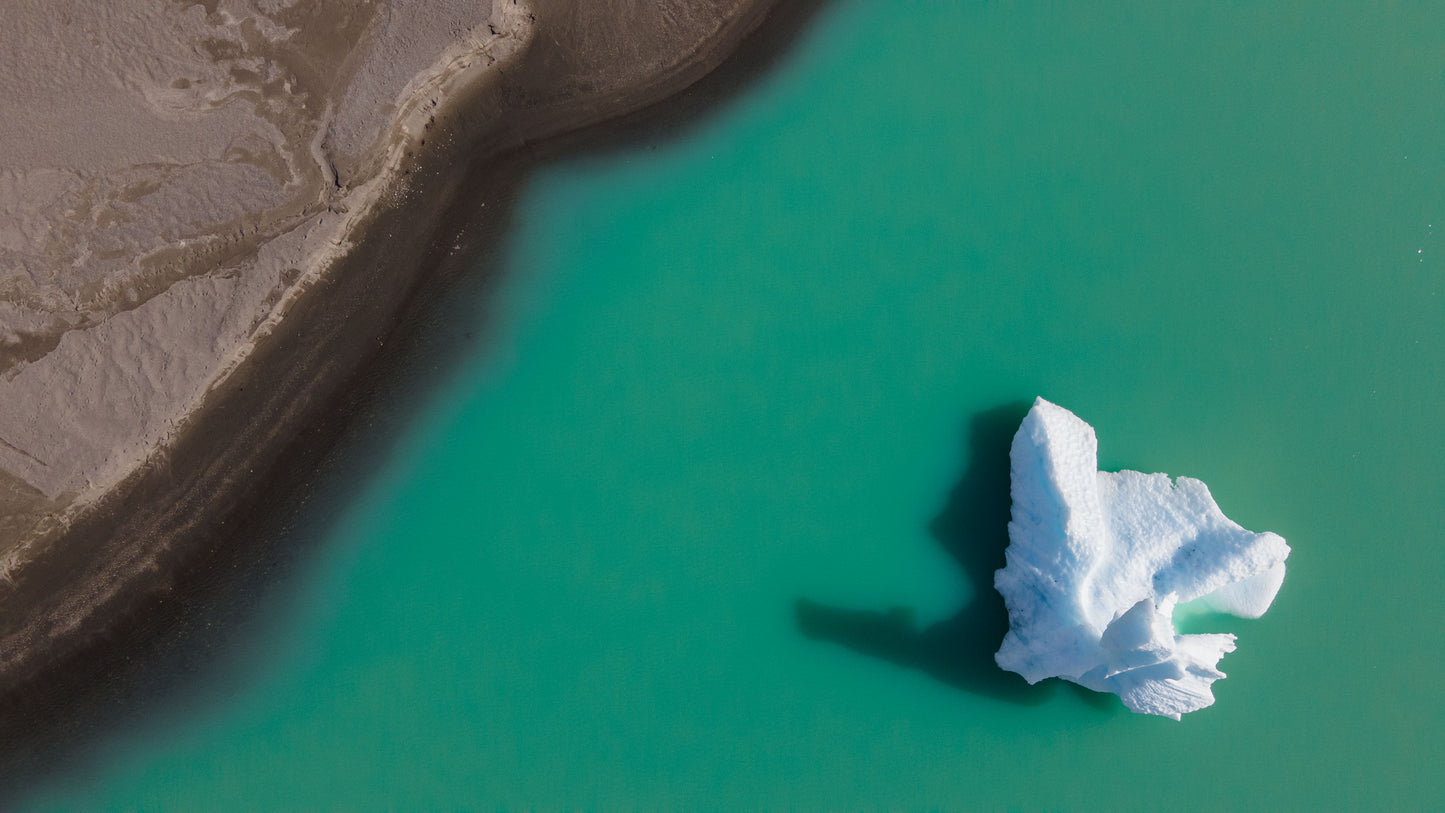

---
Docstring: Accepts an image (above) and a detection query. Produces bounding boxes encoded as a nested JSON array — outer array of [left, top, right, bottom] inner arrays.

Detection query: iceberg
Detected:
[[995, 398, 1289, 719]]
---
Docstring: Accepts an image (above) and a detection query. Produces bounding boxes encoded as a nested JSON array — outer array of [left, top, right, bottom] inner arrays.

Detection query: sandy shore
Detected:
[[0, 0, 828, 748]]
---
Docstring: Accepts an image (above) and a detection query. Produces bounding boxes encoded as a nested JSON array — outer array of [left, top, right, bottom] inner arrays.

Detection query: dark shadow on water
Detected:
[[795, 401, 1060, 705]]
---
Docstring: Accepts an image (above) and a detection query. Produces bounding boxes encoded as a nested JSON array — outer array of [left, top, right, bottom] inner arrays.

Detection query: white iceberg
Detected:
[[995, 398, 1289, 719]]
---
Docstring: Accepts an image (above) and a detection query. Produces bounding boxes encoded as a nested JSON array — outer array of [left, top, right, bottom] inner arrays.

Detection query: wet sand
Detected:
[[0, 0, 828, 798]]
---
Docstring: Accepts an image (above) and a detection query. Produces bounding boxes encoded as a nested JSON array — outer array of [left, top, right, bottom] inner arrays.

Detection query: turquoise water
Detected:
[[29, 1, 1444, 808]]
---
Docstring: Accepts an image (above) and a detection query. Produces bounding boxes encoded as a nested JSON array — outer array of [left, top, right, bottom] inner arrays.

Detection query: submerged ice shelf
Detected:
[[995, 398, 1289, 720]]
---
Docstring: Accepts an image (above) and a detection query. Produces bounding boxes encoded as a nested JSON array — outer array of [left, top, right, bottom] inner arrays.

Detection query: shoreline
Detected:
[[0, 0, 828, 797]]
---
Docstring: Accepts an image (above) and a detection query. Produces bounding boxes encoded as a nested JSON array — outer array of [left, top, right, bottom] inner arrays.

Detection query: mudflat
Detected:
[[0, 0, 783, 716]]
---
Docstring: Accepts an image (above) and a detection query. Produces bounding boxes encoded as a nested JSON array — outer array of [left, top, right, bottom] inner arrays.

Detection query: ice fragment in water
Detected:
[[994, 398, 1289, 719]]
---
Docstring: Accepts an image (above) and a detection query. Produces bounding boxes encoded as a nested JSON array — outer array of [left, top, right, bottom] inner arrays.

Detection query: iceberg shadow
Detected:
[[794, 402, 1110, 710]]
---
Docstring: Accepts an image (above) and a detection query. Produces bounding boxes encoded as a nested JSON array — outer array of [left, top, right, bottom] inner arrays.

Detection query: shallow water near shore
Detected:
[[25, 1, 1444, 808]]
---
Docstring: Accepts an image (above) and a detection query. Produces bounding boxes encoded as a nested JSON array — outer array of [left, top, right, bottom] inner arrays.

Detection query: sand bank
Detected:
[[0, 0, 796, 708]]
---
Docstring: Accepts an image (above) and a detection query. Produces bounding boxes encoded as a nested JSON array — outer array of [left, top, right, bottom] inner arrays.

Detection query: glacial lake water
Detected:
[[25, 1, 1443, 808]]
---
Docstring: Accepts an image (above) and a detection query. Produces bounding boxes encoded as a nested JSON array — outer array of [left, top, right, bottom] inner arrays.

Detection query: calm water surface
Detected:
[[30, 1, 1444, 808]]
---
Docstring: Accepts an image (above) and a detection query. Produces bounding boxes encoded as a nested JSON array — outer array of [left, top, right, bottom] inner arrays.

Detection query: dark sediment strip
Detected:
[[0, 0, 829, 803]]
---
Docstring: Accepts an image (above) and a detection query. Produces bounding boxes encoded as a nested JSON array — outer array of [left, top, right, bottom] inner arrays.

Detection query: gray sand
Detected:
[[0, 0, 772, 691]]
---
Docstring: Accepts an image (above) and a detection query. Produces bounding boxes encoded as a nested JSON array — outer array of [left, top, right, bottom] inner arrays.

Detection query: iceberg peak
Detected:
[[995, 398, 1289, 720]]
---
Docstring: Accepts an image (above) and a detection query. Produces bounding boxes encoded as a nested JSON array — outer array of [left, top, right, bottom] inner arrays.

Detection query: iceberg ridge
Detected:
[[994, 398, 1289, 719]]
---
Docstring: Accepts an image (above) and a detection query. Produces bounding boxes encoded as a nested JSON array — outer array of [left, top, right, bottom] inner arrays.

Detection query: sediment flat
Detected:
[[0, 0, 812, 742]]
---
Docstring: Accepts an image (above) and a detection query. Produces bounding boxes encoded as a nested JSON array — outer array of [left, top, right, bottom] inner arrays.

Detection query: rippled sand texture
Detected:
[[0, 0, 536, 559]]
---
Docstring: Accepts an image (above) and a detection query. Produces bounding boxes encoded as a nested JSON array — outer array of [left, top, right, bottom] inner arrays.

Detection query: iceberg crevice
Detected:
[[994, 398, 1289, 720]]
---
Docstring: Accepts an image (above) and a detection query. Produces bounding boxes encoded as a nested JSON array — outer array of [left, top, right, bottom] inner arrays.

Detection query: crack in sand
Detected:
[[0, 436, 46, 469]]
